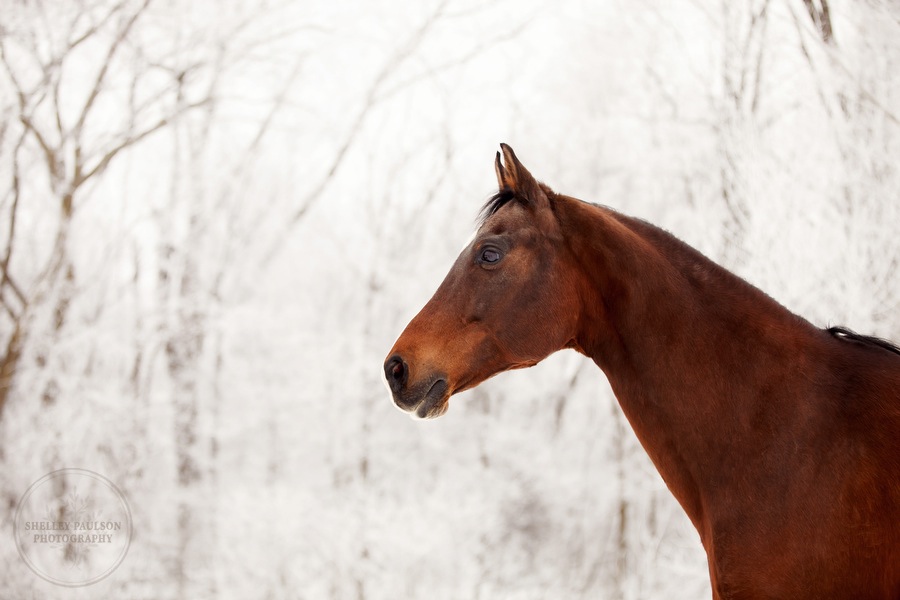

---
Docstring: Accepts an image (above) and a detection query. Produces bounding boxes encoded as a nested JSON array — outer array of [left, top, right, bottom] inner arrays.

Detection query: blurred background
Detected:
[[1, 0, 898, 598]]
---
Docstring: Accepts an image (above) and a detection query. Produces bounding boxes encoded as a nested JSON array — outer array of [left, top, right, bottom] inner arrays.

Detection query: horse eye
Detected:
[[479, 247, 502, 264]]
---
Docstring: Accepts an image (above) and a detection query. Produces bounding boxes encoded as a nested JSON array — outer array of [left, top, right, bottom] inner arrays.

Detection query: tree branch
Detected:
[[1, 133, 27, 309], [76, 97, 211, 187], [73, 0, 152, 140], [66, 0, 130, 53], [788, 1, 900, 127], [18, 114, 60, 184], [801, 0, 835, 46], [258, 0, 452, 267]]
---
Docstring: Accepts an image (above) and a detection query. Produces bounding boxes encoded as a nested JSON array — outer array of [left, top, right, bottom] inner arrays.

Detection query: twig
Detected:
[[258, 0, 453, 267], [76, 97, 211, 186]]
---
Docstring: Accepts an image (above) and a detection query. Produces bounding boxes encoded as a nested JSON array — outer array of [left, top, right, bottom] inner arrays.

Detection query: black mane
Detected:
[[478, 188, 522, 225], [826, 326, 900, 357]]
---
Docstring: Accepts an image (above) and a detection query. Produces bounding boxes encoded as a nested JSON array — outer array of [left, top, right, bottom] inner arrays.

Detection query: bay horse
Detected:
[[384, 144, 900, 599]]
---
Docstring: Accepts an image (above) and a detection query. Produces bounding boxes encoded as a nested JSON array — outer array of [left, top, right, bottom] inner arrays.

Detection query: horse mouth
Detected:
[[413, 379, 450, 419]]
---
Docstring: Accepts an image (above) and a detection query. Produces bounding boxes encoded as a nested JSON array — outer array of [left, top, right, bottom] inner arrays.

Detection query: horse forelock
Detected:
[[477, 188, 521, 225], [477, 183, 558, 229]]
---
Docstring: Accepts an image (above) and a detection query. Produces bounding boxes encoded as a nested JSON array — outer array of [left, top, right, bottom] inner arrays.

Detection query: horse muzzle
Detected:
[[383, 354, 450, 418]]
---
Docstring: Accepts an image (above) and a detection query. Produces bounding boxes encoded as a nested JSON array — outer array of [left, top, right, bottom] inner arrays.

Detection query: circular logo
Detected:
[[13, 468, 132, 587]]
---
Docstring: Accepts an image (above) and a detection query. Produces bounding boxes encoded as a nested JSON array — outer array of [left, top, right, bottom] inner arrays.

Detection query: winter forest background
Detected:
[[1, 0, 898, 598]]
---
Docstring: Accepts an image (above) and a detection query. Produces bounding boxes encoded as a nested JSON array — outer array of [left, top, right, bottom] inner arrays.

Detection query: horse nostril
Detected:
[[384, 356, 408, 394]]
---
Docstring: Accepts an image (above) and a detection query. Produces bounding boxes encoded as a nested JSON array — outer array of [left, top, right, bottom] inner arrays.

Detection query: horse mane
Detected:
[[826, 326, 900, 357], [478, 189, 521, 225], [478, 183, 555, 225]]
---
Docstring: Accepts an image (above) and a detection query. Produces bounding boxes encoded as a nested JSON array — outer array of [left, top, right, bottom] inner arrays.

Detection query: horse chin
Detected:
[[413, 379, 450, 419]]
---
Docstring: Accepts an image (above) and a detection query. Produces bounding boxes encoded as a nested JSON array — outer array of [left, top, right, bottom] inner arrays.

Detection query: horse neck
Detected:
[[556, 197, 817, 531]]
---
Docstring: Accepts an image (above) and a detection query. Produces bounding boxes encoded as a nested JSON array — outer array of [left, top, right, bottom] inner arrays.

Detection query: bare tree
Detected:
[[0, 0, 209, 418], [0, 4, 302, 591]]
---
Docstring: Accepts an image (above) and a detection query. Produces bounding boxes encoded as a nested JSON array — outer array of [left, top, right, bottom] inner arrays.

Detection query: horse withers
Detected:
[[384, 144, 900, 599]]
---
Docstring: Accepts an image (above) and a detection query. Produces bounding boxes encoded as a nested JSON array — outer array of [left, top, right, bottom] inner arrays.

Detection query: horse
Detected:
[[383, 144, 900, 599]]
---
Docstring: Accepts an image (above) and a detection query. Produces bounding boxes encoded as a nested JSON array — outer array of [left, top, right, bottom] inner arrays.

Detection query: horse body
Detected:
[[384, 145, 900, 599], [562, 198, 900, 598]]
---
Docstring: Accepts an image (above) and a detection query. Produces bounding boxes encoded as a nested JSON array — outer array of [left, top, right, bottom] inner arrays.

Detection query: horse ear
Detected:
[[494, 150, 512, 190], [495, 143, 543, 202]]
